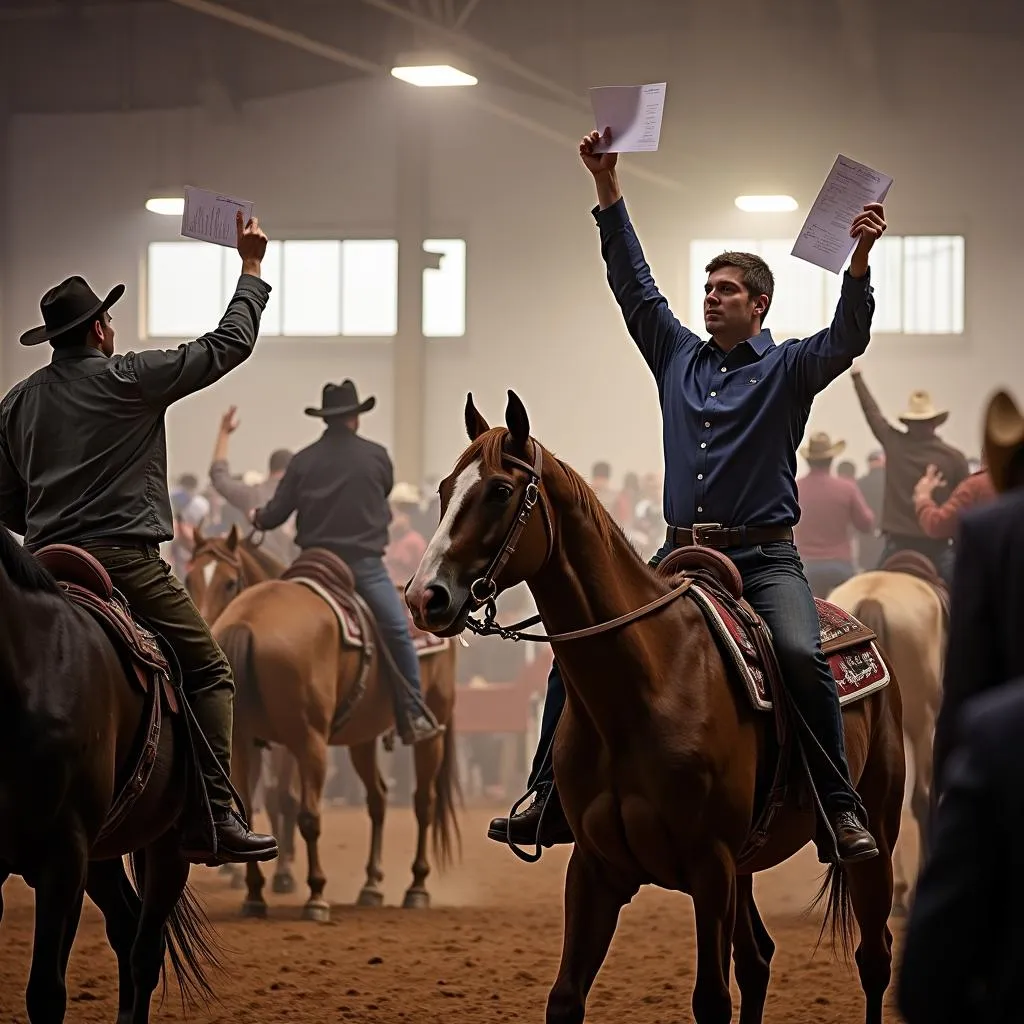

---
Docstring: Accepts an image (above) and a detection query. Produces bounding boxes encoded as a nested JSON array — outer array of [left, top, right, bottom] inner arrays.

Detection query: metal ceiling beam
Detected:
[[164, 0, 683, 192], [357, 0, 591, 111], [453, 0, 485, 30]]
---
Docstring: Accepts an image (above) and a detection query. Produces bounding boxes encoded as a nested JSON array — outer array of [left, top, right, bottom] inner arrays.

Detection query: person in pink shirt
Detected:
[[795, 432, 876, 597], [384, 482, 427, 587]]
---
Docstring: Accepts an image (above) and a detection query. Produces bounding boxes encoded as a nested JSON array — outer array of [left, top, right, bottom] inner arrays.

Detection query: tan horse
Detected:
[[211, 563, 460, 918], [827, 570, 945, 916], [185, 526, 301, 894], [406, 393, 905, 1024]]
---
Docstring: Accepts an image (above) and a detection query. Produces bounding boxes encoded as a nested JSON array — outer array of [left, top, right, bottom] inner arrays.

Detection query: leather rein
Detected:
[[462, 438, 694, 644]]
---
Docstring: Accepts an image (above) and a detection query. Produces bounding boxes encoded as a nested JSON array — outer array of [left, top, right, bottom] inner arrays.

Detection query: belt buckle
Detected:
[[690, 522, 723, 547]]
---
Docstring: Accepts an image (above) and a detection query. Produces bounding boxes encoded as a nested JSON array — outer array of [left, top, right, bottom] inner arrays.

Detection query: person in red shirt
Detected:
[[795, 432, 876, 597], [913, 462, 997, 541], [384, 482, 428, 586]]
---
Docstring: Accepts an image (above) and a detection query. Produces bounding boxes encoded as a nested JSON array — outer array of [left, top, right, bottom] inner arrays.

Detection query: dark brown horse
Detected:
[[0, 525, 218, 1023], [212, 562, 460, 918], [406, 393, 905, 1024]]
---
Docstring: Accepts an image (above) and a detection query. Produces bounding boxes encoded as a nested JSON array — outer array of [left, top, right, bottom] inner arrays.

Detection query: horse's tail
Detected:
[[810, 862, 855, 961], [217, 624, 258, 711], [128, 852, 224, 1010], [853, 597, 889, 656], [432, 713, 463, 869]]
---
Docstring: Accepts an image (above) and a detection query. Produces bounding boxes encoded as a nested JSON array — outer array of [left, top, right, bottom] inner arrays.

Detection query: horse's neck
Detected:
[[241, 544, 280, 580]]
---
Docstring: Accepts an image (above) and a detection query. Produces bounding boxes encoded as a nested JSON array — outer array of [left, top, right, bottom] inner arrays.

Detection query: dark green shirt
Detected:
[[0, 274, 270, 550]]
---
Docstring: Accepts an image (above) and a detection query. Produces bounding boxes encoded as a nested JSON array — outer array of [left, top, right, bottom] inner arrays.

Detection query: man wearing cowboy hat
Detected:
[[795, 431, 876, 597], [852, 371, 970, 584], [931, 388, 1024, 795], [251, 380, 442, 744], [0, 212, 279, 865], [898, 391, 1024, 1023]]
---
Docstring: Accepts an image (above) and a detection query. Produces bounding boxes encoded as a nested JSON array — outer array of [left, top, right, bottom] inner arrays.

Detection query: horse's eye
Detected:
[[493, 484, 514, 504]]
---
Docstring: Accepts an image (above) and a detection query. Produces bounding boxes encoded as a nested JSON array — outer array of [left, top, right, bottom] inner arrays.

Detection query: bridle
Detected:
[[461, 436, 694, 644]]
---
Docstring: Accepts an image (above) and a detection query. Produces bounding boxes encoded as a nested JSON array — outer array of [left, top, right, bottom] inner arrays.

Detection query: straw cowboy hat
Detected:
[[390, 482, 422, 506], [899, 389, 948, 426], [984, 389, 1024, 493], [304, 379, 376, 419], [20, 275, 125, 347], [800, 431, 846, 461]]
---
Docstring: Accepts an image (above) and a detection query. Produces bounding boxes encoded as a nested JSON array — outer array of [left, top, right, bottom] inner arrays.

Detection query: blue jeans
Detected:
[[530, 540, 857, 813], [348, 556, 423, 708]]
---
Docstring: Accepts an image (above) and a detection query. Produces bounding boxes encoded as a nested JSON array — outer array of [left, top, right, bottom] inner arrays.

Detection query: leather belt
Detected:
[[665, 523, 794, 550]]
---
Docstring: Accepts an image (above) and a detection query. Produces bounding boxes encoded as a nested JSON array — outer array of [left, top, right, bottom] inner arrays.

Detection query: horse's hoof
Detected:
[[356, 886, 385, 908], [241, 899, 268, 919], [402, 887, 431, 910], [272, 873, 296, 895], [302, 899, 331, 923]]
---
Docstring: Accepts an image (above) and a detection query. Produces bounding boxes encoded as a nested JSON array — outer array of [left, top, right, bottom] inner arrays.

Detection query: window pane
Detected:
[[423, 239, 466, 337], [865, 236, 902, 332], [147, 242, 224, 338], [341, 240, 398, 336], [689, 239, 758, 332], [759, 241, 828, 338], [282, 240, 341, 336], [903, 236, 964, 334], [221, 241, 282, 335]]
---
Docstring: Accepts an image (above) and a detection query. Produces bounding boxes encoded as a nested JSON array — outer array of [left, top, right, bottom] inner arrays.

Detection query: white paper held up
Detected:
[[589, 83, 667, 154], [181, 186, 254, 248], [791, 155, 892, 274]]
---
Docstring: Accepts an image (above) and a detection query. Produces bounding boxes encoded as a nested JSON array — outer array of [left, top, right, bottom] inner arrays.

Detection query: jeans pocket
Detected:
[[756, 541, 799, 561]]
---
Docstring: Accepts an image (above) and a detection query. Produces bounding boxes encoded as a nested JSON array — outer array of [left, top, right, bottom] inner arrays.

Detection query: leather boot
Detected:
[[211, 810, 279, 864], [400, 709, 445, 745], [829, 809, 879, 863], [487, 782, 574, 847]]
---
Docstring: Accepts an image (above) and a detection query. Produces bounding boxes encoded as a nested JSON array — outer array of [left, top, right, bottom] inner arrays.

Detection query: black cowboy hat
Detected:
[[304, 379, 376, 419], [20, 275, 126, 347]]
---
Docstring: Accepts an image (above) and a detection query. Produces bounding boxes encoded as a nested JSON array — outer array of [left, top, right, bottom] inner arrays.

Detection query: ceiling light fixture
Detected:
[[145, 196, 185, 216], [734, 195, 799, 213], [390, 63, 477, 87]]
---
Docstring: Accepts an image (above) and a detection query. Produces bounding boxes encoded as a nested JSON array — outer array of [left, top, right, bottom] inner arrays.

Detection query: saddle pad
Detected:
[[288, 577, 450, 658], [689, 586, 890, 713]]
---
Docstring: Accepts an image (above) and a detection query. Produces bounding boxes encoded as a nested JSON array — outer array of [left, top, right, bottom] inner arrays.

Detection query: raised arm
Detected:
[[117, 214, 271, 408], [209, 406, 265, 513], [786, 204, 886, 398], [851, 369, 899, 445], [914, 468, 980, 541], [580, 130, 698, 382], [253, 458, 299, 532]]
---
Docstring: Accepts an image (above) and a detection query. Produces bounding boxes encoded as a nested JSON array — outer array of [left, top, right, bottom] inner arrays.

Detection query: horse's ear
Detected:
[[505, 390, 530, 453], [226, 524, 240, 551], [465, 392, 490, 441]]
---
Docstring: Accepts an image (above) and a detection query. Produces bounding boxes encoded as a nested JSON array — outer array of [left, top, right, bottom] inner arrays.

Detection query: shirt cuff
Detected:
[[235, 273, 272, 304], [591, 196, 630, 230], [842, 267, 872, 292], [209, 458, 229, 477]]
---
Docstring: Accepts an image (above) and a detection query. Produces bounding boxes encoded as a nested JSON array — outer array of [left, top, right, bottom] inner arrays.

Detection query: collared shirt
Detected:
[[0, 275, 270, 550], [915, 469, 997, 540], [254, 423, 394, 563], [795, 467, 876, 562], [594, 198, 875, 529], [853, 375, 971, 537]]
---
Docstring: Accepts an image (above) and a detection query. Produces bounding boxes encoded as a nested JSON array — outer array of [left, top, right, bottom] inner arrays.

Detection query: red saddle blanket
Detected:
[[287, 575, 450, 659], [688, 584, 890, 712]]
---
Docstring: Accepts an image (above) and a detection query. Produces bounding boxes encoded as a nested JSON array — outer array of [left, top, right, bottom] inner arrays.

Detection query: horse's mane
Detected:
[[0, 524, 60, 595], [456, 428, 619, 550]]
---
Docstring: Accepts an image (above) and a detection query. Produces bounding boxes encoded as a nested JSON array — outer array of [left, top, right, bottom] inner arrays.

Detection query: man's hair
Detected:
[[268, 449, 292, 474], [705, 252, 775, 321], [50, 318, 100, 351], [591, 461, 611, 480]]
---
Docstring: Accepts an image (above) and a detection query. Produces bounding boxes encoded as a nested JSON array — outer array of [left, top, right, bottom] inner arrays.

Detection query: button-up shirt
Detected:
[[795, 467, 876, 562], [594, 199, 875, 529], [0, 275, 270, 550]]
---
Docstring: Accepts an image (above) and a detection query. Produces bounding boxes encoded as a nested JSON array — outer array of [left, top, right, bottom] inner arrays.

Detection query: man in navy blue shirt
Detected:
[[489, 131, 888, 863]]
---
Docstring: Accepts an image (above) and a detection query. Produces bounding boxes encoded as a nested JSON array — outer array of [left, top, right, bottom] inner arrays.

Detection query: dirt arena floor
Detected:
[[0, 805, 918, 1023]]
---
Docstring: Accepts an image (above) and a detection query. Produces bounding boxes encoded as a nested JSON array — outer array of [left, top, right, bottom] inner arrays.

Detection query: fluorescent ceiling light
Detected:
[[146, 196, 184, 215], [734, 194, 798, 213], [390, 64, 477, 87]]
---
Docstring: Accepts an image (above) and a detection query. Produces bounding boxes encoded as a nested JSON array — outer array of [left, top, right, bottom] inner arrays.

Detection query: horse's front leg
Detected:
[[689, 841, 738, 1024], [546, 848, 638, 1024]]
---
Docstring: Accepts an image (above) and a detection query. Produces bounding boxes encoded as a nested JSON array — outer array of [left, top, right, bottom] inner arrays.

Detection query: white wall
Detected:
[[5, 27, 1024, 493]]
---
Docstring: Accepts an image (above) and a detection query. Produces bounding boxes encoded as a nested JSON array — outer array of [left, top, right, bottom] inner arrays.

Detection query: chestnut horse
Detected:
[[828, 570, 945, 916], [211, 566, 460, 918], [0, 525, 218, 1023], [184, 526, 301, 893], [406, 393, 905, 1024]]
